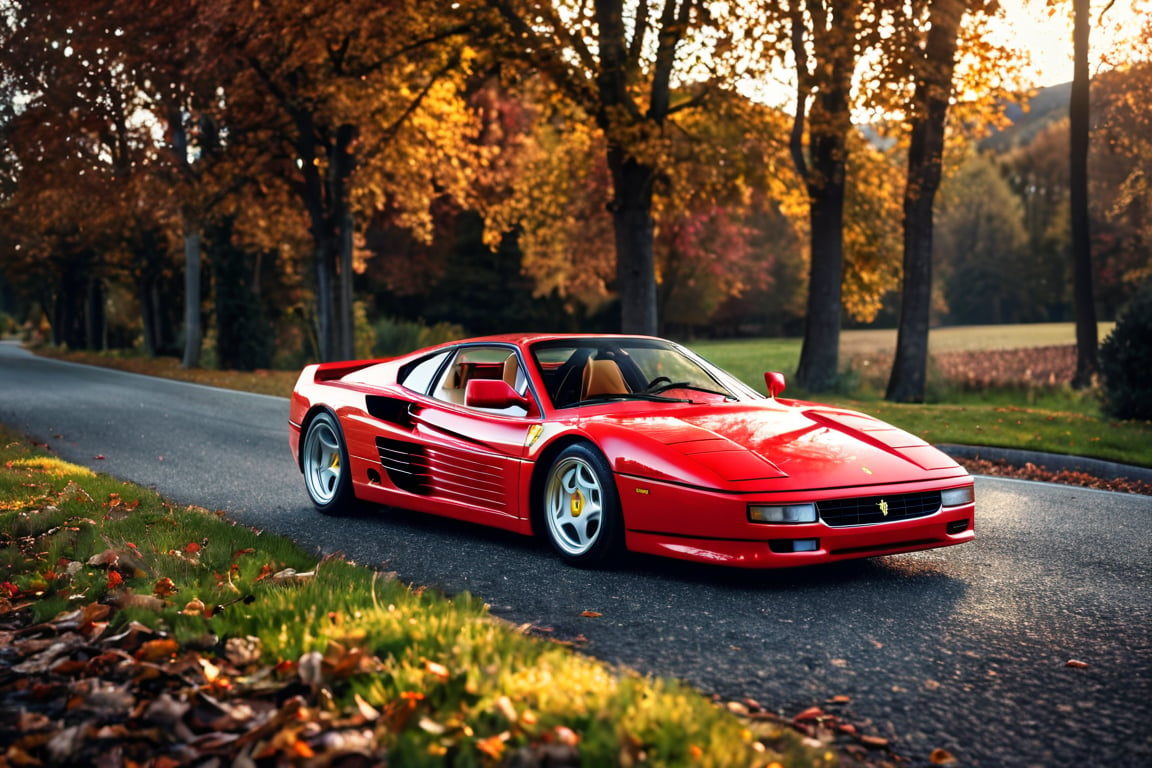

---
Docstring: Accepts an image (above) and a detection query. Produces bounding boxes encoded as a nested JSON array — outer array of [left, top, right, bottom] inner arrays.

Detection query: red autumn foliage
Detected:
[[932, 346, 1078, 390]]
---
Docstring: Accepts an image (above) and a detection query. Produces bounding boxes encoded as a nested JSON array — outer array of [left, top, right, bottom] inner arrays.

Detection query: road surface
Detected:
[[1, 341, 1148, 766]]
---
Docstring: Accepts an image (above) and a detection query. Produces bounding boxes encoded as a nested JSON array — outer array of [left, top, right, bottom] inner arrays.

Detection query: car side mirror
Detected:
[[764, 371, 786, 398], [465, 379, 529, 410]]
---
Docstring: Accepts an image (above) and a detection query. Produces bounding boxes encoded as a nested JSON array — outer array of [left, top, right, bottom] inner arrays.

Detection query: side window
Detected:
[[399, 350, 451, 395], [430, 345, 528, 416]]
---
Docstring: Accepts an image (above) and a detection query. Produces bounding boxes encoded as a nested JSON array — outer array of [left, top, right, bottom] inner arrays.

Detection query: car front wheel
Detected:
[[542, 444, 621, 566], [301, 410, 355, 514]]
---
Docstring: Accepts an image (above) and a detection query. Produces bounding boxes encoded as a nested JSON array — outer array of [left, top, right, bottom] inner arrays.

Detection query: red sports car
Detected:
[[289, 334, 974, 568]]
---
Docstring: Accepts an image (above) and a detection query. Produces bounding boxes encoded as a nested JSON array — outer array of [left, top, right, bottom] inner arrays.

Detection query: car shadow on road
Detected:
[[619, 548, 967, 591]]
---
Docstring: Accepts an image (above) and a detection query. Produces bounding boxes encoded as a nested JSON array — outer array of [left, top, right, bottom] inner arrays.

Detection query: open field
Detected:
[[688, 322, 1118, 383], [842, 322, 1115, 356]]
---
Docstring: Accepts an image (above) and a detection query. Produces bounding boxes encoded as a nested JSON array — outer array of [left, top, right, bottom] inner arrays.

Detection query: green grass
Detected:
[[0, 428, 825, 766], [835, 399, 1149, 466]]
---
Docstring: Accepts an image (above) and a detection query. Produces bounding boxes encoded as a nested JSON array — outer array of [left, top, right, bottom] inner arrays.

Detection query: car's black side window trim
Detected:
[[398, 349, 455, 396]]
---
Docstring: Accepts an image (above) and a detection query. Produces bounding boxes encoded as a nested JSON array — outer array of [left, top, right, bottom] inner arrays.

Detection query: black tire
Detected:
[[300, 410, 356, 515], [541, 443, 622, 566]]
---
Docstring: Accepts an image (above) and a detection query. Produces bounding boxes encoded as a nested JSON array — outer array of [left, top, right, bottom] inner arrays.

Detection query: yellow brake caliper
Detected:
[[570, 489, 585, 518]]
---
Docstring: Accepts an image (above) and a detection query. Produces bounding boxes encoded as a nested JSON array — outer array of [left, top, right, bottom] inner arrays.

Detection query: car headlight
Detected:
[[941, 486, 975, 507], [748, 503, 817, 524]]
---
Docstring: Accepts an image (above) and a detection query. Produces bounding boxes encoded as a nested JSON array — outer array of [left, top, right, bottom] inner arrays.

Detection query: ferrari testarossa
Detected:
[[289, 334, 974, 568]]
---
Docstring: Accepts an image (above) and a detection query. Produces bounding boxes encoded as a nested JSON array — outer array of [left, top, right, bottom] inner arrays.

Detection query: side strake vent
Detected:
[[818, 491, 941, 527], [374, 438, 508, 511], [376, 438, 432, 495]]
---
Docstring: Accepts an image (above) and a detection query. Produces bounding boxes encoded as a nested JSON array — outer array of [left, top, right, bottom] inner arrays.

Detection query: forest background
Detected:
[[1, 0, 1149, 403]]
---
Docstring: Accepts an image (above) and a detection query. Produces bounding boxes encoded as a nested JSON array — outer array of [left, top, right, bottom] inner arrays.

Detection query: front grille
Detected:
[[818, 491, 941, 527]]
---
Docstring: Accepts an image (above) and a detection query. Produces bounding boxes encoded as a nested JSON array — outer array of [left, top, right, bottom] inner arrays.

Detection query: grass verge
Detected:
[[0, 427, 832, 767]]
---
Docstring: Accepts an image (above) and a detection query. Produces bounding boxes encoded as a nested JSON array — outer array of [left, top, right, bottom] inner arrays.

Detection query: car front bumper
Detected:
[[617, 473, 975, 568]]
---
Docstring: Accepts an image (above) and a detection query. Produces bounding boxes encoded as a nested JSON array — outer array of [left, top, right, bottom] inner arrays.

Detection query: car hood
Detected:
[[596, 402, 962, 490]]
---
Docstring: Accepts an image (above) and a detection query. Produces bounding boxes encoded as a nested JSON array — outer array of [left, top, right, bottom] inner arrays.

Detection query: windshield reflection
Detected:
[[529, 337, 743, 409]]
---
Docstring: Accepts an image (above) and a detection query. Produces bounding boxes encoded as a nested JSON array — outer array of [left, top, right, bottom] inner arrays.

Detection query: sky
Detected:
[[998, 0, 1151, 87], [739, 0, 1150, 111]]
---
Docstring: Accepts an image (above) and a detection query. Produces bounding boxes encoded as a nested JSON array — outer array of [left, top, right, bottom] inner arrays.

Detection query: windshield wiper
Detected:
[[648, 382, 736, 400], [570, 393, 691, 406], [676, 385, 737, 400]]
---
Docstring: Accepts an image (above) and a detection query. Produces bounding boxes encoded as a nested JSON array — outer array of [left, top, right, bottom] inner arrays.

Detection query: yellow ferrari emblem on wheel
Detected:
[[878, 499, 889, 517], [570, 490, 584, 517]]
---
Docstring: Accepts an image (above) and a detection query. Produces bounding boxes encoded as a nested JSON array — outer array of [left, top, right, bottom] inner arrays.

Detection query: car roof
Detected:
[[442, 333, 667, 348]]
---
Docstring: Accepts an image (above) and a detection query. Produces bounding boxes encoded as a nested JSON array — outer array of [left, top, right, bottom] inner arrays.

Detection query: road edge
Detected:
[[939, 443, 1152, 484]]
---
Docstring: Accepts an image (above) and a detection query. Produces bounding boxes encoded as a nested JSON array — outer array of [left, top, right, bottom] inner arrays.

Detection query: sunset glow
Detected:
[[999, 0, 1151, 87]]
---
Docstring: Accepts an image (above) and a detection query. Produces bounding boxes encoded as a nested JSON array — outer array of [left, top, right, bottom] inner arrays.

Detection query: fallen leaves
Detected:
[[134, 637, 179, 662], [181, 598, 207, 617], [223, 635, 262, 667], [930, 747, 958, 764], [956, 456, 1152, 496], [0, 602, 423, 765], [720, 694, 905, 764], [153, 577, 179, 598]]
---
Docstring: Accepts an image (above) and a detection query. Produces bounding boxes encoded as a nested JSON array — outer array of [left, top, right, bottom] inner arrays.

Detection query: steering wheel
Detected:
[[647, 378, 690, 394]]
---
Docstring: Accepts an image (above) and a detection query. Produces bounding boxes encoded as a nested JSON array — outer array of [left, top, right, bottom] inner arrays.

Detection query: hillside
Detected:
[[980, 81, 1073, 152]]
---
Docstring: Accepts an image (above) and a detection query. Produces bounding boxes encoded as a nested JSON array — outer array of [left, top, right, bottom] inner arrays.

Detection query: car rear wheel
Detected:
[[302, 410, 355, 514], [543, 444, 621, 566]]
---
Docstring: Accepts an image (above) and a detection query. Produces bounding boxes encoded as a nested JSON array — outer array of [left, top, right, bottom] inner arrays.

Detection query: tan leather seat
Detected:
[[502, 354, 519, 387], [580, 359, 629, 399]]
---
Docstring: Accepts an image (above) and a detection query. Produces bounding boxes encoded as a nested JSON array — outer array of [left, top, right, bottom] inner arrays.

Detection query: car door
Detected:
[[399, 344, 539, 523]]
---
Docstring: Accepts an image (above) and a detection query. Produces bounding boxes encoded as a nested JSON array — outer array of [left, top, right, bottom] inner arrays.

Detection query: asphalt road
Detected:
[[1, 341, 1149, 767]]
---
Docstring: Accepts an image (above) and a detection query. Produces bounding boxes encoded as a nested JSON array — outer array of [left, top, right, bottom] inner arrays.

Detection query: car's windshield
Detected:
[[530, 338, 746, 409]]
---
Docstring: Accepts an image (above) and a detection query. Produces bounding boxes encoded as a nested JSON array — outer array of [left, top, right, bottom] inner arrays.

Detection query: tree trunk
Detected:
[[84, 277, 104, 351], [211, 217, 273, 371], [795, 192, 845, 393], [294, 109, 338, 362], [172, 109, 203, 369], [1070, 0, 1097, 388], [331, 124, 357, 361], [181, 226, 202, 368], [140, 279, 157, 357], [887, 0, 965, 403], [592, 0, 672, 336], [54, 265, 86, 349], [793, 98, 851, 394], [607, 146, 658, 334], [790, 3, 856, 394], [293, 111, 359, 362]]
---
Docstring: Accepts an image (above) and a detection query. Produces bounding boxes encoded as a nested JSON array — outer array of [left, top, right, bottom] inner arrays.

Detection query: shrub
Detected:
[[372, 317, 466, 358], [1099, 283, 1152, 421]]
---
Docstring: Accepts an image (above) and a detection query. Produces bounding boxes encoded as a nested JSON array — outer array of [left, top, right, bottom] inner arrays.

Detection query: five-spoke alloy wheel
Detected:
[[302, 410, 355, 514], [543, 443, 621, 566]]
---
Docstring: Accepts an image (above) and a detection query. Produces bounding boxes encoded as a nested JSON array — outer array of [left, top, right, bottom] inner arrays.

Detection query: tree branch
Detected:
[[788, 4, 810, 186], [626, 0, 650, 68], [488, 0, 599, 114], [666, 83, 712, 115], [648, 0, 688, 121]]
